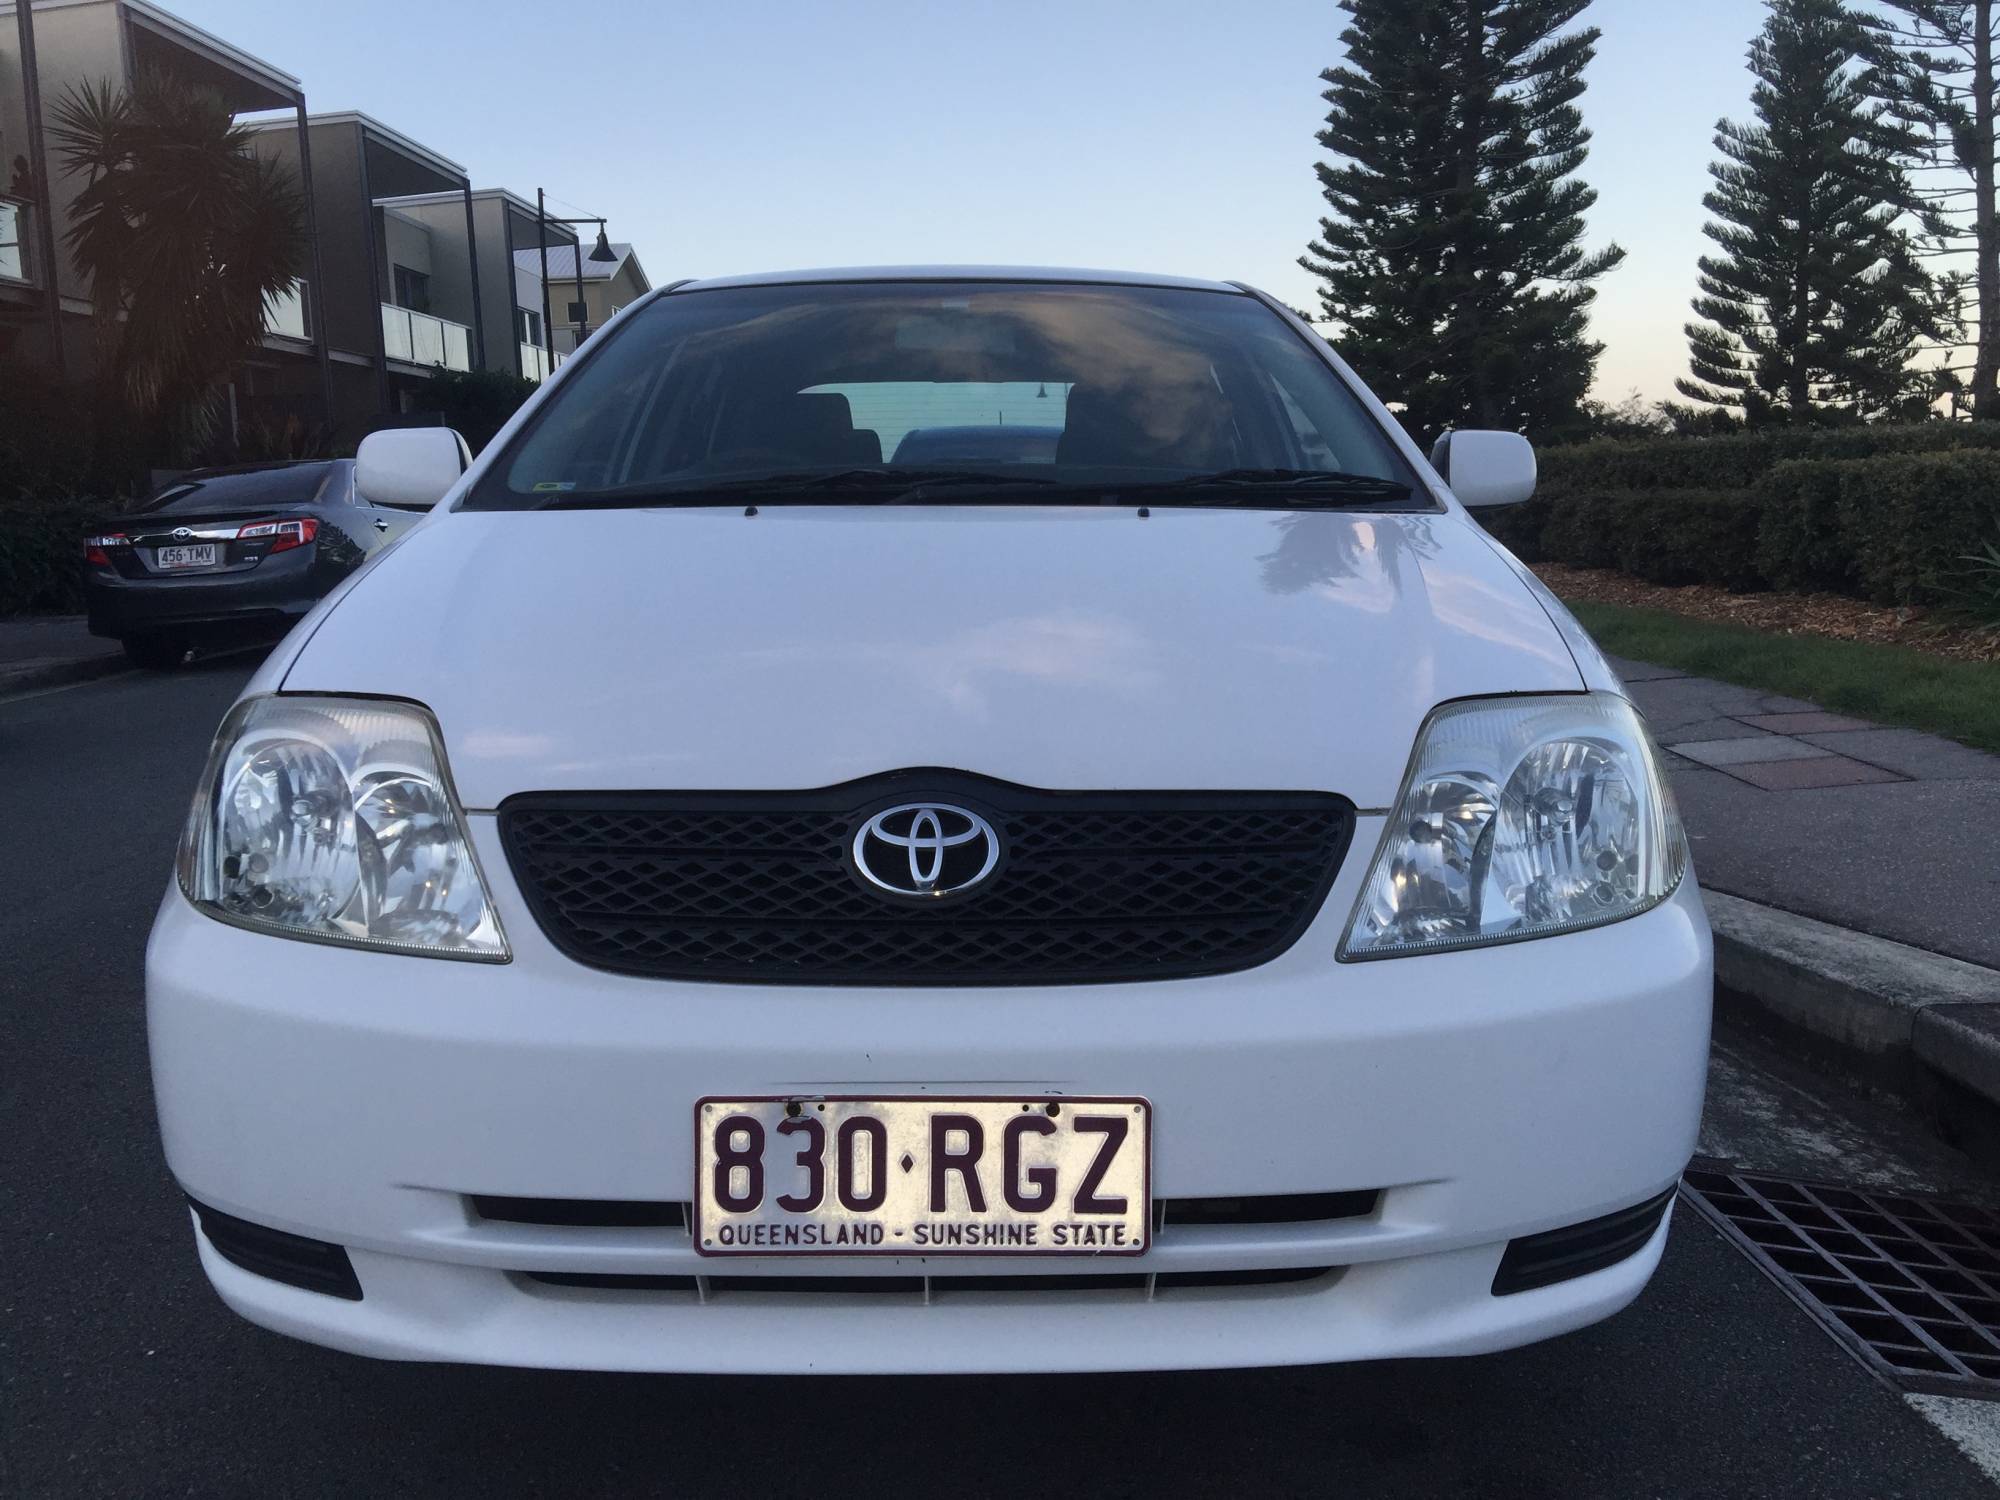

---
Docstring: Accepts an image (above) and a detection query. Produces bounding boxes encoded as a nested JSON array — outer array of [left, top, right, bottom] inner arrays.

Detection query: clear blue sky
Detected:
[[172, 0, 1765, 404]]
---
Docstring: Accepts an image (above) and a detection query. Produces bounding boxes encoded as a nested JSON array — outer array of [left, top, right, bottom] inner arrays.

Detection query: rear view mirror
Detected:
[[356, 427, 471, 510], [1429, 430, 1536, 509]]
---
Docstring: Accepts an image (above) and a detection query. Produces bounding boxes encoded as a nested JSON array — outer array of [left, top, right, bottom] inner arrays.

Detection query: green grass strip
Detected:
[[1563, 600, 2000, 754]]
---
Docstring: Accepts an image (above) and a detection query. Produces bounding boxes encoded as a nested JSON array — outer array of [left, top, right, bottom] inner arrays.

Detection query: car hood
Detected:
[[283, 505, 1582, 808]]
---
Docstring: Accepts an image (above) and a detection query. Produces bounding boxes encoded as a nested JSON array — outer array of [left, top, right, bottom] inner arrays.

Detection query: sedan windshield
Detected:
[[466, 280, 1426, 510]]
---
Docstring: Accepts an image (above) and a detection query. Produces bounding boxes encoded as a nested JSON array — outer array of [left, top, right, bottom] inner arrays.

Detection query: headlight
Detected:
[[178, 695, 508, 960], [1341, 692, 1685, 960]]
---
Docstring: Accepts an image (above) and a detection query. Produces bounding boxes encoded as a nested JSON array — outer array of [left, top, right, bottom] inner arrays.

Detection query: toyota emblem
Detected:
[[851, 803, 1001, 899]]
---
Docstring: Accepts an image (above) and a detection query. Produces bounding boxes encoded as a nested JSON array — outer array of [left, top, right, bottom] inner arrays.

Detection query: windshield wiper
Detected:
[[536, 467, 1058, 509], [535, 465, 1414, 511], [1128, 468, 1414, 502], [974, 468, 1418, 510]]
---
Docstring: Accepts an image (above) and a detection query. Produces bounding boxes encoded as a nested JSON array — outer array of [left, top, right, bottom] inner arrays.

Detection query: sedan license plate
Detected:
[[694, 1096, 1150, 1257], [155, 544, 217, 570]]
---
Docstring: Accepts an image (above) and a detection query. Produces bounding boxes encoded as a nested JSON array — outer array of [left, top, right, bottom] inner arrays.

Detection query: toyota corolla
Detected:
[[148, 267, 1711, 1373]]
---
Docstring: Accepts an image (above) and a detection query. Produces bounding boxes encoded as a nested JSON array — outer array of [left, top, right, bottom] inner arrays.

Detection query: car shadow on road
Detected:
[[152, 1219, 1986, 1499]]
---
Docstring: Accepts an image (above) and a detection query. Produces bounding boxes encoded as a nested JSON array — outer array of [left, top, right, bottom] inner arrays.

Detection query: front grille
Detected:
[[499, 772, 1353, 984]]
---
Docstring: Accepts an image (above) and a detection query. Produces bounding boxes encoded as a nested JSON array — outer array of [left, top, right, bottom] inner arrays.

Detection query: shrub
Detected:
[[1830, 450, 2000, 607], [1754, 460, 1850, 593], [1538, 422, 2000, 495], [0, 495, 105, 616], [1521, 488, 1764, 589], [1616, 492, 1766, 590], [0, 369, 134, 616], [1958, 533, 2000, 629], [1510, 445, 2000, 609], [1475, 492, 1549, 560], [405, 368, 539, 454], [1537, 490, 1630, 570]]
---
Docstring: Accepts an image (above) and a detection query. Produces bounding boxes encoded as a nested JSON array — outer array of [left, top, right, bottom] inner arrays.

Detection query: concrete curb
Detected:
[[0, 652, 128, 697], [1706, 888, 2000, 1145]]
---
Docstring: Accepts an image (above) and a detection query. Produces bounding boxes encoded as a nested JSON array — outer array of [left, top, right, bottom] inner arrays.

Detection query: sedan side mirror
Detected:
[[1429, 430, 1536, 509], [355, 427, 472, 510]]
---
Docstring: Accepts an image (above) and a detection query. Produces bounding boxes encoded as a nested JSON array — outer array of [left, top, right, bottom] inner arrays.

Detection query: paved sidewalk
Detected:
[[0, 614, 124, 693], [1610, 656, 2000, 971]]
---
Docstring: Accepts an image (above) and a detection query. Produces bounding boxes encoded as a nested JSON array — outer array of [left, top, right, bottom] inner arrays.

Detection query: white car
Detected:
[[148, 267, 1710, 1373]]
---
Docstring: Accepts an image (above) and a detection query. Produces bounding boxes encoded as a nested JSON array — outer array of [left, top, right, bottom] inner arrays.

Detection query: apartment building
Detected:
[[2, 0, 628, 447], [377, 188, 578, 384], [243, 113, 575, 433]]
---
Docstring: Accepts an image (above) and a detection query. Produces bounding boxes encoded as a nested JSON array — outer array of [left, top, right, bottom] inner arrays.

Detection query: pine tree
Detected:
[[1876, 2, 1999, 418], [1679, 0, 1945, 423], [1301, 0, 1624, 444]]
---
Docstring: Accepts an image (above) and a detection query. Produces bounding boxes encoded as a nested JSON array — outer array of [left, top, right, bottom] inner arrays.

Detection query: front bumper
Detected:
[[147, 816, 1712, 1373]]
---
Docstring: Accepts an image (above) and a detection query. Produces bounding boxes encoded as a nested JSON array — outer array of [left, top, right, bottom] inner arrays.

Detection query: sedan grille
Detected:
[[499, 772, 1353, 984]]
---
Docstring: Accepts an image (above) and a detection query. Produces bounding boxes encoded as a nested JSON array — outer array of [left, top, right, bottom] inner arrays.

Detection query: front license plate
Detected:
[[154, 544, 217, 570], [694, 1096, 1151, 1257]]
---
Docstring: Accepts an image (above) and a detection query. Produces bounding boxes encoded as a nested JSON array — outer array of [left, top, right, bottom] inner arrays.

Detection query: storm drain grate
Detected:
[[1682, 1162, 2000, 1399]]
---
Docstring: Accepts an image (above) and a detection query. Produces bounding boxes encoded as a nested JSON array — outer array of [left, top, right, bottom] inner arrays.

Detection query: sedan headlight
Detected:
[[1341, 693, 1685, 959], [178, 695, 507, 960]]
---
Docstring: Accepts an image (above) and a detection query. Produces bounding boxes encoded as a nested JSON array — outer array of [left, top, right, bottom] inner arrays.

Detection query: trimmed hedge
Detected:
[[1830, 451, 2000, 606], [1486, 442, 2000, 609], [1538, 422, 2000, 495], [1531, 490, 1766, 590], [1753, 459, 1848, 594]]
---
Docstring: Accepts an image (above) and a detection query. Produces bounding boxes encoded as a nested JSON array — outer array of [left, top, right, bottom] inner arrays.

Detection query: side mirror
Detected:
[[355, 427, 471, 510], [1429, 430, 1536, 509]]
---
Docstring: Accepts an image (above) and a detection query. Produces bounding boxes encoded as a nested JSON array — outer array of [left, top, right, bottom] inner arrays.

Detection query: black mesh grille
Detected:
[[499, 772, 1353, 985]]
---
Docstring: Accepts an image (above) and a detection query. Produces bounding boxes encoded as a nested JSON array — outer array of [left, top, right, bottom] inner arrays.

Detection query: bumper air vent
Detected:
[[189, 1198, 362, 1301]]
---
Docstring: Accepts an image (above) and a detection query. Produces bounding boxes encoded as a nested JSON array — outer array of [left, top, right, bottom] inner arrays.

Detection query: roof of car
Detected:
[[671, 266, 1247, 294]]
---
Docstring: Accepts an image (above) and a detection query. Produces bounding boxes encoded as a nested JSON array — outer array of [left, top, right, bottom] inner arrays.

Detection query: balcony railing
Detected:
[[519, 341, 567, 383], [381, 303, 472, 371], [0, 195, 33, 284], [261, 280, 310, 340]]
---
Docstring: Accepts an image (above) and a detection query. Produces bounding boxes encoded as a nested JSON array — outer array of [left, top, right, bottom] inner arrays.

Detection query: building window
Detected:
[[0, 198, 26, 282], [392, 265, 431, 313], [515, 306, 543, 346]]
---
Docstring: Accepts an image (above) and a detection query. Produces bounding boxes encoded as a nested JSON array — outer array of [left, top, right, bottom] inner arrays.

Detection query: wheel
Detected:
[[122, 634, 188, 670]]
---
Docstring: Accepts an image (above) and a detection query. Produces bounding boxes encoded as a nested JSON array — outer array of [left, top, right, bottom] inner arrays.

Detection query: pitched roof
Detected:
[[513, 242, 649, 289]]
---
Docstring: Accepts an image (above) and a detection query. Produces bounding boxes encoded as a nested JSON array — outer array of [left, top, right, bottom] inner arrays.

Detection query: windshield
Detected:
[[465, 281, 1425, 509]]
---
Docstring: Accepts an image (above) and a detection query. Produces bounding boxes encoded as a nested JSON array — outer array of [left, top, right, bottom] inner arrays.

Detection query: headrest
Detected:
[[1055, 384, 1230, 470]]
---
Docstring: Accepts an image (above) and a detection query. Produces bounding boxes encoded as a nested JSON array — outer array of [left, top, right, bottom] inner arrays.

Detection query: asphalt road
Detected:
[[4, 661, 1998, 1498]]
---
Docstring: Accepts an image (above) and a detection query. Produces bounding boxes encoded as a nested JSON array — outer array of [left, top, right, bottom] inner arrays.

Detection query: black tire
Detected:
[[123, 634, 188, 671]]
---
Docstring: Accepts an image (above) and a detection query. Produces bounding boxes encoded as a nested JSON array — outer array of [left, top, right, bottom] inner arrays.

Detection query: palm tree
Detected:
[[50, 71, 304, 468]]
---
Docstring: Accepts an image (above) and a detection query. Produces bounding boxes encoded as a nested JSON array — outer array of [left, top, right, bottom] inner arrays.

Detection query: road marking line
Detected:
[[0, 669, 140, 706]]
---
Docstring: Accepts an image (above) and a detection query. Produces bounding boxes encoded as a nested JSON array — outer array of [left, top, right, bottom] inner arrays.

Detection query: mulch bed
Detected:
[[1531, 563, 2000, 665]]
